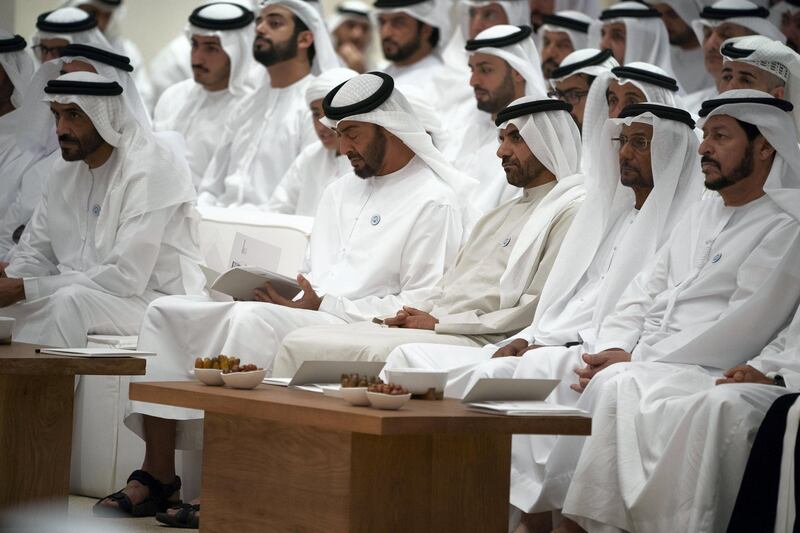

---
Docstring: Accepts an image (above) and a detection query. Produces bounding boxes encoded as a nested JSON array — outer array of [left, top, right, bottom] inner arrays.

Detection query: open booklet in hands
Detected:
[[200, 232, 303, 301]]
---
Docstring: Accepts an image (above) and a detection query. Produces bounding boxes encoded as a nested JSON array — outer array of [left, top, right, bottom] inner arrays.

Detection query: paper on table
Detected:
[[37, 348, 155, 358], [467, 401, 588, 416]]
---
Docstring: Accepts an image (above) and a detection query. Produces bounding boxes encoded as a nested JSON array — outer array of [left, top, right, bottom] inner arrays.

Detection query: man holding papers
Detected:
[[107, 72, 469, 518]]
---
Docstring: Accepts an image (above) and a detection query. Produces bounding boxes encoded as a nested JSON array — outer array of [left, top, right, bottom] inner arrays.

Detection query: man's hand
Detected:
[[0, 262, 8, 278], [337, 42, 367, 73], [716, 365, 772, 386], [383, 306, 438, 330], [571, 349, 631, 393], [0, 278, 25, 307], [492, 338, 530, 358], [253, 274, 321, 310]]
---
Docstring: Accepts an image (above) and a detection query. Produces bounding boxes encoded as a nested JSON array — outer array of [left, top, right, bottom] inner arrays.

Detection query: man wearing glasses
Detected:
[[547, 48, 619, 131]]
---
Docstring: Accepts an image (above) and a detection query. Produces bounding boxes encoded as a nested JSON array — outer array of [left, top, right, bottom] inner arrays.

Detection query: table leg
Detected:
[[200, 412, 511, 532], [0, 374, 75, 510]]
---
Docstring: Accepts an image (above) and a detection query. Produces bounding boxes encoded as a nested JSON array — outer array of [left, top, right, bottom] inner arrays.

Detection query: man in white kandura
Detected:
[[375, 0, 450, 94], [273, 96, 584, 377], [197, 0, 339, 208], [153, 2, 257, 187], [538, 10, 593, 78], [448, 24, 549, 214], [435, 0, 531, 129], [684, 0, 786, 112], [595, 1, 674, 72], [0, 42, 154, 261], [0, 72, 202, 348], [384, 103, 704, 406], [108, 73, 472, 519], [266, 67, 357, 215], [517, 90, 800, 533]]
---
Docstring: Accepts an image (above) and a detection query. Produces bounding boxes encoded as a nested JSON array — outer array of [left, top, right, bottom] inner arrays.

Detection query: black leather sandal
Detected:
[[155, 503, 200, 529], [93, 469, 182, 517]]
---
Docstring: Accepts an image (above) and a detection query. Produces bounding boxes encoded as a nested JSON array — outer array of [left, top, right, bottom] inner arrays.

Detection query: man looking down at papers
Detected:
[[0, 72, 202, 348], [271, 95, 584, 377], [111, 72, 470, 519]]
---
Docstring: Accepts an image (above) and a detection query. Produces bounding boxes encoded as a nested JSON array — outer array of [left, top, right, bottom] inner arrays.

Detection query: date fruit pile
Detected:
[[368, 382, 409, 395], [194, 355, 240, 370], [340, 373, 382, 388]]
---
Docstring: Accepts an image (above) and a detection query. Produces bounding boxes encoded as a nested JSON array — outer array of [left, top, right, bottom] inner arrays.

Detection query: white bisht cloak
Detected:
[[552, 92, 800, 530]]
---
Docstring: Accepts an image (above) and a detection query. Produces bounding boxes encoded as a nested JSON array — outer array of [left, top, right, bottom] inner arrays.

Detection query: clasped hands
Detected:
[[383, 306, 438, 330]]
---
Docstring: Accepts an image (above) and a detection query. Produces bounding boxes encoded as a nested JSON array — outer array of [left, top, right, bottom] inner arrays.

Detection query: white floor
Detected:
[[0, 496, 198, 532]]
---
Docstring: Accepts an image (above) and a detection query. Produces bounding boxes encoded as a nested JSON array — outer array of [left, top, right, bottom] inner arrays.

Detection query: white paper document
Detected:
[[202, 265, 302, 301], [467, 401, 587, 416], [229, 232, 281, 271], [37, 348, 156, 358]]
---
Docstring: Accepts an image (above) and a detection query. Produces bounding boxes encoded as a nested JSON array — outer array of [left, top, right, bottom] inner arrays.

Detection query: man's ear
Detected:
[[771, 85, 786, 99], [297, 29, 314, 51], [756, 136, 776, 161]]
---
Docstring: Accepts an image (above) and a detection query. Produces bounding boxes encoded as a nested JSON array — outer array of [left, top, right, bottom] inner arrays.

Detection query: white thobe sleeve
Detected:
[[317, 202, 462, 323], [593, 244, 670, 353], [9, 206, 177, 301], [748, 319, 800, 391], [434, 205, 578, 336]]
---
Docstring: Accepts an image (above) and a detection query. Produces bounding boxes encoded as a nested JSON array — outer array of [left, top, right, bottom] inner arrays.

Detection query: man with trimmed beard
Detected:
[[448, 24, 549, 214], [153, 2, 257, 187], [113, 73, 472, 525], [197, 0, 339, 208], [375, 0, 450, 95], [0, 71, 202, 349], [597, 1, 674, 72]]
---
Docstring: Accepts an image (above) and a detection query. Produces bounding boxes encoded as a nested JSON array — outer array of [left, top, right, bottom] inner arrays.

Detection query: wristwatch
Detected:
[[773, 374, 786, 388]]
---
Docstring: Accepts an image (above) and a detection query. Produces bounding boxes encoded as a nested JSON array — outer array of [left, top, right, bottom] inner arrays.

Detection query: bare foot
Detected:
[[552, 517, 586, 533], [514, 511, 552, 533], [164, 498, 201, 517]]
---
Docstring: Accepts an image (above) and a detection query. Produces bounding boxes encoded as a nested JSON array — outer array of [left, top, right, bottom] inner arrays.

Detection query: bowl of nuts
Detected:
[[221, 363, 266, 390], [366, 382, 411, 410]]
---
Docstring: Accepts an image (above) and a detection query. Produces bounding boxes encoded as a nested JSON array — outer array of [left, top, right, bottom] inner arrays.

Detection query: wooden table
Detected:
[[0, 342, 146, 510], [131, 381, 591, 532]]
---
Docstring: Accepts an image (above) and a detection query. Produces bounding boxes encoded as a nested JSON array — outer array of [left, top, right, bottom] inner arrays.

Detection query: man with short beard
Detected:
[[538, 10, 592, 77], [555, 90, 800, 533], [197, 0, 340, 208], [683, 0, 785, 112], [651, 0, 715, 94], [329, 1, 373, 73], [375, 0, 449, 94], [597, 1, 674, 71], [114, 73, 470, 524], [448, 24, 549, 214], [0, 71, 202, 349], [154, 2, 257, 186], [273, 95, 582, 377]]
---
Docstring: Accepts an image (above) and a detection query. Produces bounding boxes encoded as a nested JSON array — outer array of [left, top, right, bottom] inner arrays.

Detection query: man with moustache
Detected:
[[197, 0, 340, 208], [153, 2, 256, 186], [376, 0, 450, 94], [538, 10, 592, 77], [116, 74, 471, 524], [329, 1, 373, 72], [0, 71, 202, 350]]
